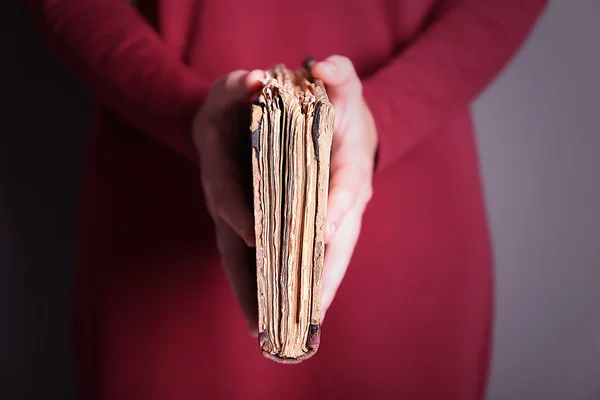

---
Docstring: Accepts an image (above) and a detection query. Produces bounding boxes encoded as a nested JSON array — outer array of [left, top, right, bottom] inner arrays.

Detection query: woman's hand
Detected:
[[192, 59, 377, 333], [192, 69, 264, 335], [312, 56, 378, 318]]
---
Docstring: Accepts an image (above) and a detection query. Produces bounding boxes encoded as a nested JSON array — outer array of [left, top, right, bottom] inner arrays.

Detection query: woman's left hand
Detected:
[[312, 56, 378, 318]]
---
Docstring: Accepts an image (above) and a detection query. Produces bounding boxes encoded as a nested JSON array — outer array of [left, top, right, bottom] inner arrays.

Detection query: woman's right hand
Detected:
[[192, 69, 265, 335]]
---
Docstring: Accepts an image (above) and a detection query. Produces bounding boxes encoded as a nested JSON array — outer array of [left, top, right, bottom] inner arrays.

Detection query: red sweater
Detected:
[[27, 1, 547, 399]]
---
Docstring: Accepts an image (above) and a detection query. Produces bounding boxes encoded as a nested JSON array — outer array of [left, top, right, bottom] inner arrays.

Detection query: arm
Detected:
[[26, 0, 209, 160], [362, 0, 549, 173]]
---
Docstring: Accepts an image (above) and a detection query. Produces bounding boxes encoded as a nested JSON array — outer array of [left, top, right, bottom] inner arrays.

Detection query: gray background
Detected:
[[1, 1, 598, 399], [474, 1, 600, 399]]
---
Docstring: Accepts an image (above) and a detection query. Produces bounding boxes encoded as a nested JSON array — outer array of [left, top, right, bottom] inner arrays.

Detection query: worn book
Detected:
[[250, 63, 334, 363]]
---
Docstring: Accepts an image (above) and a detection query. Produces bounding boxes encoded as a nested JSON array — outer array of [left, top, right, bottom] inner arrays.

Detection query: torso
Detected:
[[75, 1, 492, 398]]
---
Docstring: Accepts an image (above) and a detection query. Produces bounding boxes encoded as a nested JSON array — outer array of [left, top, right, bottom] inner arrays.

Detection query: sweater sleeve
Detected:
[[362, 0, 548, 173], [25, 0, 210, 161]]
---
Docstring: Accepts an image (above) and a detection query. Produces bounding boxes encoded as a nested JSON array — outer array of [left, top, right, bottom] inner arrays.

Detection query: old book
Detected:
[[250, 64, 334, 363]]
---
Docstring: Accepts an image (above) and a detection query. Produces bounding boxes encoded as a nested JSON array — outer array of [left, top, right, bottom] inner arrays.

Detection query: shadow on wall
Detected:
[[1, 3, 89, 398]]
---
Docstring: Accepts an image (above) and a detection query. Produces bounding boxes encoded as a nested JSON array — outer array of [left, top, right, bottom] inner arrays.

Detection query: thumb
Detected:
[[311, 55, 362, 103], [324, 167, 363, 243]]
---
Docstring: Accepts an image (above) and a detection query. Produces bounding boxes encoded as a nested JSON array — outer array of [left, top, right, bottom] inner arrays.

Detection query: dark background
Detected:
[[1, 2, 86, 398]]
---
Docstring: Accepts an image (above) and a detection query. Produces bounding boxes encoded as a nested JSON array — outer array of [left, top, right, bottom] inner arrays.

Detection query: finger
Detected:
[[321, 204, 363, 319], [325, 166, 365, 243], [223, 69, 265, 98], [214, 218, 258, 336], [210, 69, 266, 110], [201, 150, 255, 247], [246, 69, 266, 90], [311, 55, 362, 103]]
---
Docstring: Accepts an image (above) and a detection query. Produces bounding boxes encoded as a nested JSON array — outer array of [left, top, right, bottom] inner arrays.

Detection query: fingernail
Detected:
[[320, 308, 327, 321], [319, 61, 337, 76], [320, 297, 331, 320], [241, 228, 256, 247], [325, 223, 336, 242], [247, 69, 266, 86], [248, 324, 258, 338]]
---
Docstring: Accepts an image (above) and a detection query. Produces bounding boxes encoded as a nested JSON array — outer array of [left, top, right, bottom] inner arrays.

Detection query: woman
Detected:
[[27, 0, 547, 398]]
